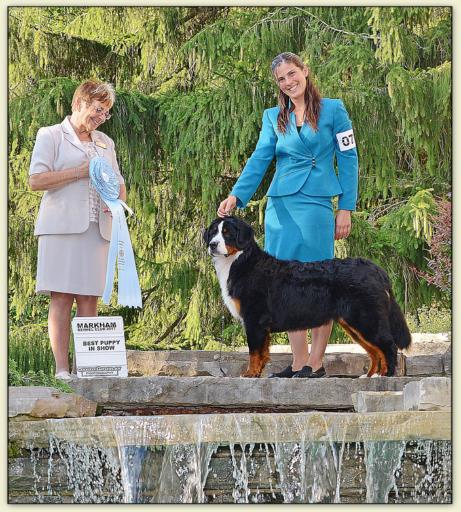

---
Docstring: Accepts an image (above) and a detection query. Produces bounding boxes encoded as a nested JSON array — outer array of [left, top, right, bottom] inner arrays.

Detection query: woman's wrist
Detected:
[[74, 164, 88, 181]]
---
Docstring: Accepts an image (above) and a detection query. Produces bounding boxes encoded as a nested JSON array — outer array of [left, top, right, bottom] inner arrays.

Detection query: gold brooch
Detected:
[[95, 141, 107, 149]]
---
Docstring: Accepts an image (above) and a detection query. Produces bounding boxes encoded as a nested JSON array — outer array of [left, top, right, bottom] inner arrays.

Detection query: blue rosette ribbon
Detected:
[[89, 157, 142, 308]]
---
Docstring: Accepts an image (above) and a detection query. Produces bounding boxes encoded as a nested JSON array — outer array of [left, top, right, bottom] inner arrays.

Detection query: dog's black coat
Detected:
[[204, 216, 411, 377]]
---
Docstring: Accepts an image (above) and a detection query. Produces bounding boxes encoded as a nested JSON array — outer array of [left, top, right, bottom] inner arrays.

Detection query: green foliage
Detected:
[[346, 190, 442, 311], [378, 189, 436, 261], [367, 7, 432, 66], [8, 6, 451, 368], [405, 304, 451, 334], [9, 323, 55, 375], [417, 197, 452, 298], [8, 358, 74, 392], [387, 63, 451, 184]]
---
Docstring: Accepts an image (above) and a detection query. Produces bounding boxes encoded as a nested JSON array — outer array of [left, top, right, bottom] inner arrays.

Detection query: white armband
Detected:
[[336, 129, 356, 151]]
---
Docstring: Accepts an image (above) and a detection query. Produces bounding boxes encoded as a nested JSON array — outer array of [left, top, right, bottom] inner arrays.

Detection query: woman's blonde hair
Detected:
[[72, 80, 116, 109], [271, 52, 321, 134]]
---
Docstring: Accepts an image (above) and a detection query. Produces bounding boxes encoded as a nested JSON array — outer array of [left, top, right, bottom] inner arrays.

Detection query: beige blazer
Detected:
[[29, 116, 125, 241]]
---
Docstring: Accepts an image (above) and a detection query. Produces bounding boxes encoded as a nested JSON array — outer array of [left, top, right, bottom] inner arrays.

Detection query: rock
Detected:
[[8, 410, 451, 448], [410, 332, 450, 343], [8, 386, 98, 421], [404, 341, 451, 356], [68, 375, 421, 412], [442, 347, 451, 375], [127, 350, 404, 378], [405, 355, 445, 376], [351, 391, 404, 413], [238, 344, 367, 354], [403, 377, 451, 411]]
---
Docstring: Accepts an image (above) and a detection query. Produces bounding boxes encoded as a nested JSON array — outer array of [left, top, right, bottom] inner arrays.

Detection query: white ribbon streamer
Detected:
[[89, 157, 142, 308]]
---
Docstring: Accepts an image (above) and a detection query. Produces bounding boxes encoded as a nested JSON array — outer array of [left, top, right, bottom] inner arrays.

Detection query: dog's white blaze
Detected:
[[209, 221, 228, 256]]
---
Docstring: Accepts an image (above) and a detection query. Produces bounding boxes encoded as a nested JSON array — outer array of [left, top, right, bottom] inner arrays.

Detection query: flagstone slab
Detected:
[[442, 347, 451, 375], [8, 410, 451, 449], [68, 375, 422, 412], [351, 391, 404, 413], [126, 350, 406, 378], [403, 377, 451, 411], [8, 387, 97, 421], [405, 354, 445, 376]]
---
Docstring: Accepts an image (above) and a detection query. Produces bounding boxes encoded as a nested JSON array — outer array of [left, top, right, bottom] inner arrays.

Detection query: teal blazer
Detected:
[[231, 98, 358, 211]]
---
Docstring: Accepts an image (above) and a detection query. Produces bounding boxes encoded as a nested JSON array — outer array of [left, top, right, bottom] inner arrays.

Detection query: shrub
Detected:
[[9, 323, 55, 375], [8, 358, 73, 392], [417, 197, 452, 298], [405, 304, 451, 333]]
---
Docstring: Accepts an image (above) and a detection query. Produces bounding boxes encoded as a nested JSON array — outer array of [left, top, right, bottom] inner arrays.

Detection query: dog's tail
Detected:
[[389, 292, 412, 349]]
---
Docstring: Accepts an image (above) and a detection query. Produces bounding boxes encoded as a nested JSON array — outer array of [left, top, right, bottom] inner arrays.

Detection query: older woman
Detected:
[[29, 80, 126, 380]]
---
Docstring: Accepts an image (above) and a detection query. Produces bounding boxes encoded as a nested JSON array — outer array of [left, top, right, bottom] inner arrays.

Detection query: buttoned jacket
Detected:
[[231, 98, 358, 210], [29, 117, 124, 241]]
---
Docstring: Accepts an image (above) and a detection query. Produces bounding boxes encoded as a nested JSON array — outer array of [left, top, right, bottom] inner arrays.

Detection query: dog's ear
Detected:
[[236, 221, 254, 249], [203, 218, 221, 245], [202, 227, 208, 245]]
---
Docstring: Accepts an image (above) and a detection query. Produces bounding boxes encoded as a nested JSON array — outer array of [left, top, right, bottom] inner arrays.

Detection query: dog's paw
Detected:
[[370, 373, 380, 378], [240, 372, 261, 378], [359, 373, 368, 378]]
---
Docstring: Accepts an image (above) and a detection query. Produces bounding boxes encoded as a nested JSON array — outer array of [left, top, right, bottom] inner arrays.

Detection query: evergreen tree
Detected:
[[8, 7, 451, 370]]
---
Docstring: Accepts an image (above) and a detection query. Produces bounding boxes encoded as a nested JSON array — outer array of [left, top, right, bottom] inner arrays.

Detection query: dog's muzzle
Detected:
[[208, 242, 229, 258]]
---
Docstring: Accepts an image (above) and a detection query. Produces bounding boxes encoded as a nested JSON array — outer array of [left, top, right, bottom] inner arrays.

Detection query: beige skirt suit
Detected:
[[29, 116, 125, 296]]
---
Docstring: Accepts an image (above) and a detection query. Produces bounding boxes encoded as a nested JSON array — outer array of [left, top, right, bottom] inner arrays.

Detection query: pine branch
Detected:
[[152, 313, 186, 345], [293, 7, 377, 40], [367, 199, 408, 222], [245, 6, 376, 41], [10, 11, 120, 55]]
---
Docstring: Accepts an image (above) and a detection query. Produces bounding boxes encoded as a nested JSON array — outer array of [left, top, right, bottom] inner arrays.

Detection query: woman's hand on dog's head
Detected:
[[217, 195, 237, 218]]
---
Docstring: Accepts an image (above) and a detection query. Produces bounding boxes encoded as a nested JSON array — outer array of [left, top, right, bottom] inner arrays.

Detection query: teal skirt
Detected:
[[264, 193, 334, 263]]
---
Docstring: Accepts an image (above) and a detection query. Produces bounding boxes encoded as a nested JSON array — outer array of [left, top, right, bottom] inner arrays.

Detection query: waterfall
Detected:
[[10, 412, 451, 504]]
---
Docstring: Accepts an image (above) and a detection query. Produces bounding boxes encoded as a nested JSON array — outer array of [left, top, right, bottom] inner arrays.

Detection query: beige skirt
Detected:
[[36, 222, 109, 296]]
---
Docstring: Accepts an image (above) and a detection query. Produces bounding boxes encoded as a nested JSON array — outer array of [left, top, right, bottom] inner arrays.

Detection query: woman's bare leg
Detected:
[[308, 320, 333, 371], [75, 294, 98, 317], [48, 292, 75, 373], [287, 330, 309, 371]]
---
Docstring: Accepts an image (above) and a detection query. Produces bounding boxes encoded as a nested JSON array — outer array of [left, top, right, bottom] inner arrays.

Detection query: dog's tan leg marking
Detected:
[[232, 298, 241, 315], [259, 331, 271, 371], [338, 319, 376, 374], [348, 323, 388, 376], [241, 351, 263, 378], [338, 319, 388, 377], [241, 332, 271, 378]]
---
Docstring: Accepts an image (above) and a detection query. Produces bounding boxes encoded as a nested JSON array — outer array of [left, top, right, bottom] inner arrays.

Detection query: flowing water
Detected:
[[9, 412, 451, 504]]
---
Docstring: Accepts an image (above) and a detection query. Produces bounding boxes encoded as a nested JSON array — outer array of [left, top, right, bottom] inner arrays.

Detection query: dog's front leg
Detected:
[[241, 325, 271, 378]]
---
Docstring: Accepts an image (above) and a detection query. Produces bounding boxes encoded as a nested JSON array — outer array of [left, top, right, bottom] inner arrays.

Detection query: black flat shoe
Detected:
[[268, 365, 297, 378], [292, 366, 326, 378]]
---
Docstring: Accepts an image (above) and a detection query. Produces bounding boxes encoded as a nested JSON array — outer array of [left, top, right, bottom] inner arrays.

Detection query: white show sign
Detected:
[[71, 316, 128, 378]]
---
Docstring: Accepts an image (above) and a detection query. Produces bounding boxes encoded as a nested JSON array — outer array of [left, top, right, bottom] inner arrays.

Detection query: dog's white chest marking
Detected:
[[211, 223, 243, 321], [213, 254, 242, 321]]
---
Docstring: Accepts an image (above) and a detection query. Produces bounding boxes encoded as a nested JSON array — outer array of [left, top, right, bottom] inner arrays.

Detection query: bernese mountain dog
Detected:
[[203, 216, 411, 378]]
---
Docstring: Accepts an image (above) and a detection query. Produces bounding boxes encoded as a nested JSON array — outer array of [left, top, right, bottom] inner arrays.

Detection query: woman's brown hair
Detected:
[[271, 52, 321, 134], [71, 80, 116, 110]]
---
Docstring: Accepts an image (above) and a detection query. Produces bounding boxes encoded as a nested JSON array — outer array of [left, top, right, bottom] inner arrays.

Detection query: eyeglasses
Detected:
[[93, 106, 112, 120]]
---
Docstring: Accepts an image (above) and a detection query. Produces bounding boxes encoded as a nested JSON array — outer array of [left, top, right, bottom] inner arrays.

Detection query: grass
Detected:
[[8, 358, 74, 393]]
